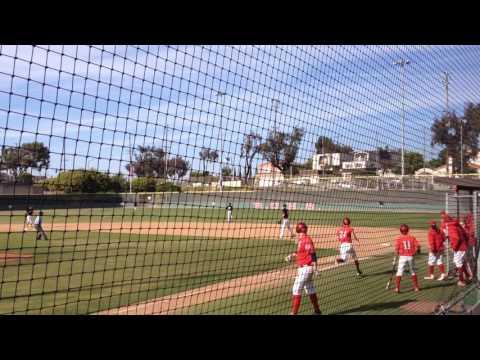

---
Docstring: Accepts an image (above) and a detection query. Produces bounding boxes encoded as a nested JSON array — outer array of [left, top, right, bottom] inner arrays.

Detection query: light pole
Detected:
[[217, 91, 226, 192], [460, 118, 465, 175], [86, 157, 95, 170], [163, 126, 169, 181], [393, 59, 410, 189], [272, 99, 280, 136], [128, 133, 133, 194], [442, 72, 452, 175]]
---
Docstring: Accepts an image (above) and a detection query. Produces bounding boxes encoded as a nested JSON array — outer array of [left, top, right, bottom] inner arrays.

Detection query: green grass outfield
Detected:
[[0, 207, 438, 229], [0, 231, 336, 314], [178, 253, 466, 315]]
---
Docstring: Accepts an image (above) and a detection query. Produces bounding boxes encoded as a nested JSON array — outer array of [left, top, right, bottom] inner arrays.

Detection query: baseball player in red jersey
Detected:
[[285, 222, 321, 315], [335, 217, 363, 276], [393, 224, 421, 293], [424, 221, 447, 281], [442, 214, 470, 286], [462, 213, 476, 280], [440, 210, 449, 236]]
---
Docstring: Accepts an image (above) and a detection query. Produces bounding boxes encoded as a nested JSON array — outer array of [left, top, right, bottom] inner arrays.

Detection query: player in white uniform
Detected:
[[226, 203, 233, 223], [24, 206, 34, 231], [34, 211, 48, 241], [280, 204, 294, 239]]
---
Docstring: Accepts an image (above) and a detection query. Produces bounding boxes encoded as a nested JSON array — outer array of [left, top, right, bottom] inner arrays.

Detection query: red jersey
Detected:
[[296, 233, 316, 267], [464, 215, 477, 248], [336, 225, 353, 244], [444, 219, 468, 251], [395, 235, 419, 256], [427, 228, 445, 253]]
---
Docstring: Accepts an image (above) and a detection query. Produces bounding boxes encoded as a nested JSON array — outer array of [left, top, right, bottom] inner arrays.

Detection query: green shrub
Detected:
[[110, 174, 128, 193], [131, 177, 157, 192], [156, 181, 181, 192], [16, 172, 33, 185]]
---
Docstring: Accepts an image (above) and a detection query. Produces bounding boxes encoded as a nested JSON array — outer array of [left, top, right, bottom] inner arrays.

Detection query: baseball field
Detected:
[[0, 206, 465, 315]]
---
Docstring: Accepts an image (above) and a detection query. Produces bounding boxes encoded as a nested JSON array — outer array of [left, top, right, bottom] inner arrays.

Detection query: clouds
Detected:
[[1, 45, 480, 176]]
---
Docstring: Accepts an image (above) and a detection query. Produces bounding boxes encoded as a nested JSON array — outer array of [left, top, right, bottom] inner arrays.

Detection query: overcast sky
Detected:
[[1, 45, 479, 177]]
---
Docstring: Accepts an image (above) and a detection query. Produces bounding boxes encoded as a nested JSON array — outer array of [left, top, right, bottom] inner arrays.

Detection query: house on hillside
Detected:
[[255, 162, 284, 187], [467, 153, 480, 173], [312, 153, 353, 173], [414, 165, 448, 176], [342, 150, 378, 171]]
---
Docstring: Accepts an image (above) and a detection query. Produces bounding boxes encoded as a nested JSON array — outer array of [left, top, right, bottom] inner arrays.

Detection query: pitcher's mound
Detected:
[[0, 251, 33, 264]]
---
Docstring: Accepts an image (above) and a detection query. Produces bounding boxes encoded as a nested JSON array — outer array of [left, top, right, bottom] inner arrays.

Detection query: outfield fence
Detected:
[[1, 45, 480, 315]]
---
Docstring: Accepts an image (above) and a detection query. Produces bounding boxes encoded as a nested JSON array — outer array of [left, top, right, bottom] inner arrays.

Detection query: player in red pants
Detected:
[[394, 224, 421, 293], [285, 222, 321, 315], [424, 221, 447, 281]]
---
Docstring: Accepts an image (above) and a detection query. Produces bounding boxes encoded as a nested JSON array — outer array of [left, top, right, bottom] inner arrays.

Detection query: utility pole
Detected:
[[272, 99, 280, 136], [443, 71, 450, 112], [128, 133, 133, 194], [393, 59, 410, 190], [460, 118, 464, 175], [163, 126, 169, 180], [217, 91, 226, 192], [442, 71, 451, 176], [423, 127, 426, 173], [62, 136, 66, 172]]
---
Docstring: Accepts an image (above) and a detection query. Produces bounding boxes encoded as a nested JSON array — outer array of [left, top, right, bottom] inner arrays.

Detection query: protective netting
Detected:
[[1, 45, 480, 315]]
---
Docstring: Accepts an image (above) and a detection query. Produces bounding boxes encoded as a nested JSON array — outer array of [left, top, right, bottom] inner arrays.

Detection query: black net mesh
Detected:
[[0, 45, 480, 315]]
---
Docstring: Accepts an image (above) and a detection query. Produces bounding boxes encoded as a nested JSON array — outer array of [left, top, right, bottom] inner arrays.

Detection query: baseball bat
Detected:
[[386, 256, 397, 290]]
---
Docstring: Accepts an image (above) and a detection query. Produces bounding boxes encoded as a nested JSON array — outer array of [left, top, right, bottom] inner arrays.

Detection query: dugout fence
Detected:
[[438, 191, 480, 314]]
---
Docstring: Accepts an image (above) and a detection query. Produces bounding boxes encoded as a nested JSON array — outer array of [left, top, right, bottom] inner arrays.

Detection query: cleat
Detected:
[[457, 281, 466, 287], [313, 311, 322, 315], [356, 272, 363, 277], [437, 274, 446, 281], [424, 275, 435, 280], [414, 287, 420, 292], [394, 288, 400, 293]]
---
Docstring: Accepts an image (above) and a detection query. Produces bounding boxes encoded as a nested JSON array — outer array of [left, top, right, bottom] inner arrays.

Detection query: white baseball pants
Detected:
[[292, 265, 316, 296], [280, 219, 293, 238]]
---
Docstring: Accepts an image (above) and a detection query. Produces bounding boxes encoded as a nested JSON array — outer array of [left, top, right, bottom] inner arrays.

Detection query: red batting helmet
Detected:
[[296, 222, 308, 234], [400, 224, 409, 235], [343, 217, 351, 225]]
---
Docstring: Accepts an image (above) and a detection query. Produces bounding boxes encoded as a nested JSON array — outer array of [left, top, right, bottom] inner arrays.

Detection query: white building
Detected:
[[312, 153, 353, 172], [342, 151, 378, 171], [468, 153, 480, 173], [255, 162, 284, 187], [414, 165, 448, 176]]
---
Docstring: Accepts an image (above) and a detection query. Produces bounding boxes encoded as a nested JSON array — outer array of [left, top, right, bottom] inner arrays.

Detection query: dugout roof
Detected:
[[434, 177, 480, 191]]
